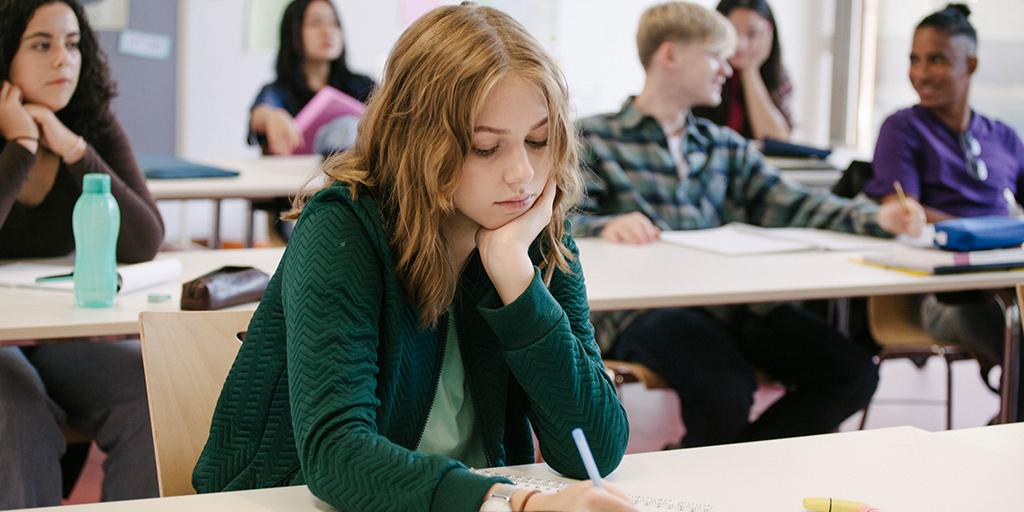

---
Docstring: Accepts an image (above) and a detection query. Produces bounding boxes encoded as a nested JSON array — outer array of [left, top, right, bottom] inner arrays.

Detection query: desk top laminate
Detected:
[[24, 426, 1022, 511], [0, 248, 284, 342], [146, 155, 324, 200]]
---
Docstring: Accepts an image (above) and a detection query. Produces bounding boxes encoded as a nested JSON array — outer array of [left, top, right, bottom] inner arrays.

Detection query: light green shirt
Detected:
[[415, 309, 489, 468]]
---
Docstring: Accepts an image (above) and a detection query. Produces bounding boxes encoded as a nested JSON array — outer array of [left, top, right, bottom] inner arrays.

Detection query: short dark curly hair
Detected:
[[0, 0, 118, 143]]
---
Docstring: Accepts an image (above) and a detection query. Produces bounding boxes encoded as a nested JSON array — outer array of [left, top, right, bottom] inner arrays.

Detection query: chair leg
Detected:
[[858, 402, 871, 430], [943, 353, 954, 430], [858, 354, 885, 430], [998, 299, 1020, 424]]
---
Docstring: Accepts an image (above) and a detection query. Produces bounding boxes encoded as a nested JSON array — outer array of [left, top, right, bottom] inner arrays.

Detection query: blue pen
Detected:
[[570, 427, 603, 488]]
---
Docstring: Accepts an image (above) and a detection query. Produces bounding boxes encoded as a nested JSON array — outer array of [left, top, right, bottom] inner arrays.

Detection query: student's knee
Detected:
[[0, 351, 65, 458], [677, 372, 756, 442], [839, 358, 880, 411]]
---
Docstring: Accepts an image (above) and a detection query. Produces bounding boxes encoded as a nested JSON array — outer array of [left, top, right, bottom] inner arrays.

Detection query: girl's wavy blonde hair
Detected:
[[287, 3, 583, 327]]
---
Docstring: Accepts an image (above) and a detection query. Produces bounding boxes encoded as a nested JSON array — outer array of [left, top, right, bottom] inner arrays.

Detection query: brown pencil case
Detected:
[[180, 266, 270, 311]]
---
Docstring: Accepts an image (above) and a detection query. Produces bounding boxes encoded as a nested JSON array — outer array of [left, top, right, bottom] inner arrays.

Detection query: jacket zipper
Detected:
[[457, 306, 495, 468], [413, 312, 449, 449]]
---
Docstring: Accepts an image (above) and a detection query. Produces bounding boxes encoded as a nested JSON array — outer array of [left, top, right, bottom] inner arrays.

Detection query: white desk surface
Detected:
[[765, 155, 837, 171], [146, 155, 324, 200], [5, 236, 1024, 341], [24, 426, 1022, 511], [780, 169, 843, 189], [0, 248, 284, 342], [935, 422, 1024, 461], [146, 155, 841, 200], [576, 238, 1024, 311]]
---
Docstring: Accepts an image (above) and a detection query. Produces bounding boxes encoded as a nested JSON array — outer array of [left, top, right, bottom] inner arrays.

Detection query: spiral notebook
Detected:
[[472, 468, 715, 512]]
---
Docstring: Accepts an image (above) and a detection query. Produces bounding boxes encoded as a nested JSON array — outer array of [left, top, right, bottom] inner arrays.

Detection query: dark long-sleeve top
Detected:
[[247, 73, 376, 150], [193, 183, 629, 512], [0, 116, 164, 263]]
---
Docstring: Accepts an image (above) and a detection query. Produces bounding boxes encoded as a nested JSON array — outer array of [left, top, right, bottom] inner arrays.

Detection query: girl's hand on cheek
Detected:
[[476, 177, 557, 304], [476, 177, 556, 262]]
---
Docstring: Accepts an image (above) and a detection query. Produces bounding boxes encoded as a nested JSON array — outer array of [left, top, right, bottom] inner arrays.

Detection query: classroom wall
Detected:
[[97, 0, 178, 154], [871, 0, 1024, 143], [171, 0, 840, 243], [177, 0, 838, 160]]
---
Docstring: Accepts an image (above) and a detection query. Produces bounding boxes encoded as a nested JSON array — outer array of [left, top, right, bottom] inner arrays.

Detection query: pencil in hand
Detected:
[[892, 181, 911, 214]]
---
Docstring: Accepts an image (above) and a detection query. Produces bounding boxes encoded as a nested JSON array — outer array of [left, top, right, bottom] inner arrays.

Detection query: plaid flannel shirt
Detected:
[[571, 98, 888, 351]]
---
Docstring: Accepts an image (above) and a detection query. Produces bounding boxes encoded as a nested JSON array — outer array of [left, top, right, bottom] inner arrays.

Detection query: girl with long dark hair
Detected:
[[692, 0, 792, 140], [0, 0, 162, 506], [248, 0, 375, 155]]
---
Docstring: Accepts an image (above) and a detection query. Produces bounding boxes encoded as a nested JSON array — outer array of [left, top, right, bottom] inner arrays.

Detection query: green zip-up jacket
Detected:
[[192, 184, 629, 512]]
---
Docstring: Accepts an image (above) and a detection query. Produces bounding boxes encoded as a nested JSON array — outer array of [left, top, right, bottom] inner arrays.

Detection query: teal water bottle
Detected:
[[73, 173, 120, 307]]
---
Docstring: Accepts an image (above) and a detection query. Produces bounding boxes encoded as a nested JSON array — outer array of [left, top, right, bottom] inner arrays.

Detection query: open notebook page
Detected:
[[660, 224, 812, 255], [472, 468, 714, 512]]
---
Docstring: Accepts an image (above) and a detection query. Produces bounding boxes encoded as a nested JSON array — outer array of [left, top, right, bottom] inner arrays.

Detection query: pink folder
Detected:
[[293, 86, 366, 154]]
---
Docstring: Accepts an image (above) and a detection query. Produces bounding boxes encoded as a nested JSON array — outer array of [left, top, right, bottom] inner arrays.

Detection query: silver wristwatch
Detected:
[[479, 483, 518, 512]]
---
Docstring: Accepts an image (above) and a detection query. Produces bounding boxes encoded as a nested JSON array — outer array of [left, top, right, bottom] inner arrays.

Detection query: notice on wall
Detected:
[[118, 30, 172, 61], [84, 0, 129, 31]]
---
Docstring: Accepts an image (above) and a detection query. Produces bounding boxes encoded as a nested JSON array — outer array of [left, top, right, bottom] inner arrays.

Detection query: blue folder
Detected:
[[762, 138, 832, 159], [138, 154, 240, 180]]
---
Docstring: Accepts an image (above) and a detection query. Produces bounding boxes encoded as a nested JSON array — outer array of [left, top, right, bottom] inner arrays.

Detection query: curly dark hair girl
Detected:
[[0, 0, 118, 144]]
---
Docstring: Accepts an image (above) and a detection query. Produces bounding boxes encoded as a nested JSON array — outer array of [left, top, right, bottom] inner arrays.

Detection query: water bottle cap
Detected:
[[82, 173, 110, 193]]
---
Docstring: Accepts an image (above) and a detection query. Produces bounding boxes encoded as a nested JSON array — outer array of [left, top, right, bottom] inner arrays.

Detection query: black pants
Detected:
[[613, 304, 878, 448]]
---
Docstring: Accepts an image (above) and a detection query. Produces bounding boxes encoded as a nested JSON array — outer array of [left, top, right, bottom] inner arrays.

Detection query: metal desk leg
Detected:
[[999, 299, 1020, 424], [211, 198, 222, 249], [244, 200, 255, 248]]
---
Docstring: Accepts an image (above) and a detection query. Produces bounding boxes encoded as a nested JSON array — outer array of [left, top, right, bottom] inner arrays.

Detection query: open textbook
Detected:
[[472, 468, 714, 512], [0, 259, 182, 293], [659, 223, 892, 256]]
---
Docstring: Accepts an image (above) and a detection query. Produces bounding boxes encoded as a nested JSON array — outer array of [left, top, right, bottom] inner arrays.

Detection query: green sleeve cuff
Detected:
[[477, 268, 564, 351], [431, 467, 510, 512]]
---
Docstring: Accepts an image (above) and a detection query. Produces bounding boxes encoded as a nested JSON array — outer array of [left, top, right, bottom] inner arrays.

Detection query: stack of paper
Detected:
[[0, 259, 183, 293], [861, 247, 1024, 275], [660, 223, 891, 256]]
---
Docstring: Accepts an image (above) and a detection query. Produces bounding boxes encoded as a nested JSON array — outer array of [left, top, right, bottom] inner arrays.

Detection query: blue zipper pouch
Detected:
[[934, 216, 1024, 251]]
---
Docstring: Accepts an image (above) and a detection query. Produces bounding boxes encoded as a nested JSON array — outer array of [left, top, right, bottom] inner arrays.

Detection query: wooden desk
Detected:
[[577, 238, 1024, 422], [5, 238, 1023, 341], [576, 238, 1024, 311], [780, 168, 843, 189], [5, 236, 1021, 415], [766, 156, 842, 190], [24, 426, 1022, 511], [146, 155, 323, 201], [0, 248, 284, 343], [146, 155, 323, 248]]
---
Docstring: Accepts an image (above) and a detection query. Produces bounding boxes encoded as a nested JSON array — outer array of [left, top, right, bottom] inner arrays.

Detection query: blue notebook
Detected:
[[138, 154, 240, 180], [762, 138, 832, 159]]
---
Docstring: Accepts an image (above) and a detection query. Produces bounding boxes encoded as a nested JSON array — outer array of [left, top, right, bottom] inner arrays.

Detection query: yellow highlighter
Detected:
[[803, 497, 880, 512]]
